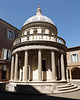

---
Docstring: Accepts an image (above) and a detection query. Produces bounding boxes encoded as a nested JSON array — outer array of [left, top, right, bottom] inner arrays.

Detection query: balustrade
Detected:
[[13, 34, 65, 46]]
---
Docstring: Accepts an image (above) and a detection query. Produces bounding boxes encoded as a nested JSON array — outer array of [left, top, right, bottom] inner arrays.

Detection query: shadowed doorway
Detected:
[[72, 67, 80, 79]]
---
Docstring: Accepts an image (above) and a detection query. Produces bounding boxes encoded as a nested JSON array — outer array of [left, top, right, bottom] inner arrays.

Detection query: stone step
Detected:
[[57, 85, 78, 91], [57, 83, 74, 89], [52, 83, 80, 94], [54, 87, 80, 93]]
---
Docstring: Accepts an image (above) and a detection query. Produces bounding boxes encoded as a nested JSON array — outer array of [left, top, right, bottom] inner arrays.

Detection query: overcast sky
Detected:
[[0, 0, 80, 48]]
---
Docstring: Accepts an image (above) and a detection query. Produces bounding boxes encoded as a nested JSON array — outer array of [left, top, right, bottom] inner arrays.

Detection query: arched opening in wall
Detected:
[[72, 67, 80, 79]]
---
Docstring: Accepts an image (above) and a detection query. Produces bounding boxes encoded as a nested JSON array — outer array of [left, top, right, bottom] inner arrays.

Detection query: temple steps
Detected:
[[53, 83, 80, 93], [57, 83, 74, 88]]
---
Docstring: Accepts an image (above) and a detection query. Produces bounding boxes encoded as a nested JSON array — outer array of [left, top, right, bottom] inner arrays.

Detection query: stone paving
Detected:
[[0, 91, 79, 100]]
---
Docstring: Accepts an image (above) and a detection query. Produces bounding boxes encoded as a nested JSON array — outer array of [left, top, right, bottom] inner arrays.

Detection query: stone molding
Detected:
[[12, 45, 60, 55], [21, 22, 57, 35]]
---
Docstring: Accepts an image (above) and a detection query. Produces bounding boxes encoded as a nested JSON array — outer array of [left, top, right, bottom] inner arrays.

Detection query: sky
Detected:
[[0, 0, 80, 48]]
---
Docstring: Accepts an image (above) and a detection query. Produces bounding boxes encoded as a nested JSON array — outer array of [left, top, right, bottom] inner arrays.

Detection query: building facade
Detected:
[[67, 46, 80, 80], [0, 19, 20, 82]]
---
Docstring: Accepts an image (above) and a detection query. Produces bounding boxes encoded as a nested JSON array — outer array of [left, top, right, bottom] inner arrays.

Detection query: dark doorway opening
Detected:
[[42, 60, 46, 71], [2, 71, 6, 79], [72, 68, 80, 79]]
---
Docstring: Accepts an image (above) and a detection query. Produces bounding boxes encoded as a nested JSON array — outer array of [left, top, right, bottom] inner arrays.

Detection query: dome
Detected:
[[23, 15, 54, 26], [23, 6, 55, 26]]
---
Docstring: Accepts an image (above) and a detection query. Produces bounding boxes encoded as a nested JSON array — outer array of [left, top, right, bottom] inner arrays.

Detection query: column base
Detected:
[[38, 80, 43, 82], [52, 79, 57, 82], [22, 80, 28, 82], [61, 79, 66, 82], [10, 80, 13, 82]]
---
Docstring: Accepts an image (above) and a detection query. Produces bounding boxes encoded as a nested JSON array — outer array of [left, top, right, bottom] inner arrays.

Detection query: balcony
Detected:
[[13, 34, 66, 46]]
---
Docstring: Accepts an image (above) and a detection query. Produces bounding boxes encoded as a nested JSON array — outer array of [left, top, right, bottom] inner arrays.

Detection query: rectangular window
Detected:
[[42, 60, 46, 71], [3, 65, 7, 70], [37, 29, 41, 34], [45, 29, 49, 34], [71, 54, 79, 62], [17, 34, 21, 38], [7, 29, 15, 40], [3, 48, 11, 60]]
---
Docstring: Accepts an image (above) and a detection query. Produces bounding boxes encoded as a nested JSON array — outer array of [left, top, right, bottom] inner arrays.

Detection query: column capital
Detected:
[[11, 55, 14, 57], [38, 49, 42, 52], [25, 50, 29, 51], [51, 50, 55, 52], [60, 51, 66, 55]]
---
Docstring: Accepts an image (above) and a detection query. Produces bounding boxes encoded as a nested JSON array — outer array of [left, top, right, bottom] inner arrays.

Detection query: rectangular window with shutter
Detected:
[[3, 49, 7, 60], [3, 48, 11, 60], [7, 29, 15, 40], [71, 54, 79, 62]]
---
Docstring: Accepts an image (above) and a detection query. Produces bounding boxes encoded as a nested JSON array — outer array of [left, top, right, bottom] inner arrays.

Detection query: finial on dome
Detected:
[[36, 4, 42, 15]]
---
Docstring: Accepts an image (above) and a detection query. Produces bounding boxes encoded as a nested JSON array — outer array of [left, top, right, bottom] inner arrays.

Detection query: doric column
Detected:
[[23, 50, 28, 81], [66, 68, 69, 81], [51, 51, 56, 81], [57, 58, 61, 80], [19, 66, 22, 81], [14, 53, 18, 81], [28, 65, 30, 81], [61, 54, 66, 80], [69, 69, 72, 80], [38, 50, 42, 81], [10, 56, 14, 81]]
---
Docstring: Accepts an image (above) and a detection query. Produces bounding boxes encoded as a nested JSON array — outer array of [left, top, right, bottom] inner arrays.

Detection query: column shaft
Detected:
[[61, 54, 66, 80], [69, 69, 72, 80], [66, 68, 69, 81], [51, 51, 56, 81], [23, 51, 28, 81], [38, 50, 42, 81], [19, 66, 22, 81], [14, 53, 18, 81], [10, 56, 14, 80], [58, 59, 61, 80]]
